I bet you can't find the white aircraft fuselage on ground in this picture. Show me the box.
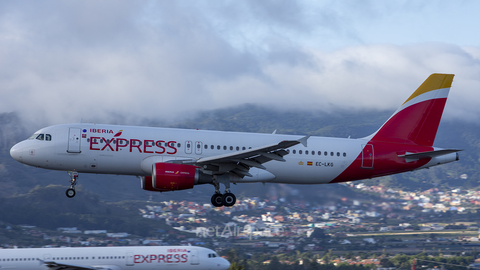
[10,74,460,207]
[0,246,230,270]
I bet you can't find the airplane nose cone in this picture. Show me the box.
[220,258,231,269]
[10,142,24,162]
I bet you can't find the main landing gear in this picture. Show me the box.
[66,171,78,198]
[210,177,236,207]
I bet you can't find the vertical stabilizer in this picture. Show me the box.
[369,73,454,146]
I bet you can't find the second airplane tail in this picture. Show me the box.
[368,73,454,147]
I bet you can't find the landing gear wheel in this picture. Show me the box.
[66,171,78,198]
[66,188,76,198]
[222,193,236,207]
[211,193,224,207]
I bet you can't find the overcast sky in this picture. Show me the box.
[1,0,480,128]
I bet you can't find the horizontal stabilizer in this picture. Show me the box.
[398,149,461,162]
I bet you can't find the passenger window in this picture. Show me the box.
[187,143,191,148]
[236,146,239,151]
[299,150,302,154]
[330,152,334,156]
[242,147,246,150]
[204,144,208,149]
[223,146,227,150]
[177,143,181,147]
[343,152,347,157]
[36,134,44,141]
[337,152,340,156]
[217,145,220,150]
[46,134,52,141]
[197,144,201,148]
[312,151,315,155]
[305,150,309,155]
[211,145,214,150]
[293,150,296,154]
[324,151,328,156]
[230,146,233,150]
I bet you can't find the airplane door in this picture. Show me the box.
[195,141,202,155]
[67,128,81,153]
[185,141,192,154]
[190,249,199,265]
[125,252,134,266]
[361,144,374,169]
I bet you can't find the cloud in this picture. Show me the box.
[0,1,479,129]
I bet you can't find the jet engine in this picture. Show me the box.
[140,163,212,192]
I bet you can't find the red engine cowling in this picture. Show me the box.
[153,163,196,191]
[140,163,211,192]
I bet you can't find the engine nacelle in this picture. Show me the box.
[140,163,211,192]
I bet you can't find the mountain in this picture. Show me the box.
[0,105,478,204]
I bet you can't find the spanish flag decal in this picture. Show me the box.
[307,161,313,166]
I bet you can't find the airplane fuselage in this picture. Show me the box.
[10,123,457,185]
[0,246,230,270]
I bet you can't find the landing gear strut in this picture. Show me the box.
[66,171,78,198]
[210,176,237,207]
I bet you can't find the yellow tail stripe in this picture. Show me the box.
[403,73,454,105]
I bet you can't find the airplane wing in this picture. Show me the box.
[42,261,98,270]
[173,135,310,177]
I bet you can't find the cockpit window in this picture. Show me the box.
[28,133,52,141]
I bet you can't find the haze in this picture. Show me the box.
[1,1,479,129]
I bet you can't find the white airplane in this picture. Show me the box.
[0,245,230,270]
[10,74,460,207]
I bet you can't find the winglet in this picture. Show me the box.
[297,135,310,147]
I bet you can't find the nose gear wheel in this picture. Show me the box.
[66,171,78,198]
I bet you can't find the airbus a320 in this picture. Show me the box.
[10,74,460,207]
[0,245,230,270]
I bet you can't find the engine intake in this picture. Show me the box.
[140,163,211,192]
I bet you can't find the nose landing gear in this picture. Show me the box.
[66,171,78,198]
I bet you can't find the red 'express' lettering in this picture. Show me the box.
[89,137,177,155]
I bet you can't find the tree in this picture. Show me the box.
[229,261,245,270]
[310,228,330,239]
